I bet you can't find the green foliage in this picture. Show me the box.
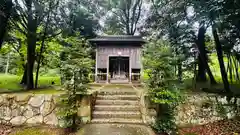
[57,36,93,129]
[152,105,176,134]
[143,40,181,105]
[143,40,181,133]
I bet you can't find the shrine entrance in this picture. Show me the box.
[109,56,129,82]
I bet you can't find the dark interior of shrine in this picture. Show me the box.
[109,56,129,80]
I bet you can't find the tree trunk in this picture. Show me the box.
[26,31,37,90]
[196,26,217,84]
[212,26,231,93]
[5,53,10,74]
[26,0,37,90]
[229,55,233,84]
[34,1,52,88]
[35,58,40,88]
[177,62,182,82]
[233,57,239,81]
[20,64,27,85]
[35,39,45,88]
[196,55,207,82]
[0,0,12,48]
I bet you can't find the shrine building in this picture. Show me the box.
[89,35,145,83]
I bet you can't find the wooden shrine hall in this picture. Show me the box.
[89,35,145,83]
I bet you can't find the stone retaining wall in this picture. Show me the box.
[141,92,240,127]
[140,94,157,125]
[0,94,59,126]
[0,93,95,126]
[77,92,97,123]
[176,93,240,127]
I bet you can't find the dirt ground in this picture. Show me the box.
[179,118,240,135]
[77,124,155,135]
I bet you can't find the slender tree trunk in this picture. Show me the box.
[229,55,233,84]
[5,53,10,74]
[233,57,240,81]
[35,38,46,88]
[20,63,27,84]
[0,0,12,48]
[35,55,40,88]
[196,26,217,84]
[35,4,51,88]
[177,62,182,82]
[212,26,231,93]
[196,55,207,82]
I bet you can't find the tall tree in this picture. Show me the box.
[12,0,65,89]
[0,0,12,49]
[104,0,143,35]
[146,0,218,84]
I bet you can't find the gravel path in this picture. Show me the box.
[77,124,155,135]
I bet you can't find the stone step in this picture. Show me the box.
[94,105,139,111]
[91,118,143,124]
[92,111,142,119]
[98,91,136,95]
[95,100,139,105]
[96,95,139,100]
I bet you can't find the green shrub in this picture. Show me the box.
[152,105,176,134]
[143,40,182,134]
[57,36,93,130]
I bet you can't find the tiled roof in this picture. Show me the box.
[89,35,145,42]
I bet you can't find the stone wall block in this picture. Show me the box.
[28,95,44,107]
[0,96,4,106]
[26,115,43,124]
[52,95,59,104]
[1,106,12,121]
[16,94,32,103]
[24,105,34,119]
[40,102,55,116]
[44,95,53,102]
[32,107,40,116]
[43,113,58,125]
[80,96,90,106]
[10,116,26,125]
[77,106,90,117]
[12,108,21,117]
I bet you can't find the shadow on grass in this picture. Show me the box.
[183,78,240,97]
[0,85,64,94]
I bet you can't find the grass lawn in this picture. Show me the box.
[0,73,104,94]
[0,73,61,93]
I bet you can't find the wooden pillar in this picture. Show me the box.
[95,48,98,83]
[140,50,143,82]
[129,56,132,83]
[106,56,109,83]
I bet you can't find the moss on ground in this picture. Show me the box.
[9,128,51,135]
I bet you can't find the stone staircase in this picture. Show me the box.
[91,90,143,124]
